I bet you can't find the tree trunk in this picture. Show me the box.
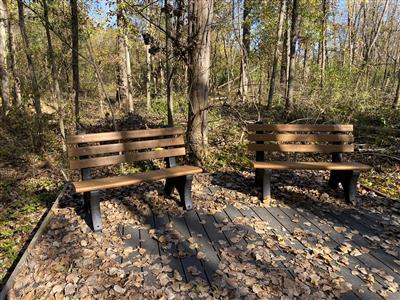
[145,1,152,110]
[43,0,66,150]
[165,0,173,125]
[320,0,327,88]
[17,0,41,114]
[285,0,299,112]
[394,68,400,109]
[187,0,213,165]
[70,0,79,128]
[116,0,133,112]
[239,0,250,101]
[5,0,21,107]
[0,0,9,116]
[267,0,286,109]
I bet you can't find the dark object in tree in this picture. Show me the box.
[70,0,80,128]
[247,123,371,205]
[187,0,213,165]
[17,0,41,114]
[66,127,202,232]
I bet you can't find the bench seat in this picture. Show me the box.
[253,161,371,171]
[73,165,202,193]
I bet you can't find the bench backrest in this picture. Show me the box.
[66,127,185,170]
[247,124,354,153]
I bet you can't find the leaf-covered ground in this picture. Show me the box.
[9,170,400,299]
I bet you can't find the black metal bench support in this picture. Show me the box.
[83,190,103,232]
[260,169,272,203]
[164,175,194,210]
[329,169,360,205]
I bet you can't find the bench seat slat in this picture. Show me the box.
[66,127,184,144]
[70,147,186,169]
[248,144,354,153]
[72,165,203,193]
[248,133,354,142]
[253,161,371,170]
[68,136,185,156]
[248,124,353,132]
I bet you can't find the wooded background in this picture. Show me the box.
[0,0,399,164]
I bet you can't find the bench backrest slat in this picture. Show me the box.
[248,133,354,143]
[247,124,354,153]
[66,127,184,144]
[247,124,353,132]
[68,136,184,157]
[66,127,186,170]
[70,147,186,169]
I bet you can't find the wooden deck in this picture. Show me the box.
[119,192,400,299]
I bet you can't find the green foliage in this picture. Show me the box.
[24,177,62,193]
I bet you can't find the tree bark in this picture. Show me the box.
[0,0,9,116]
[43,0,66,150]
[285,0,299,112]
[165,0,173,125]
[267,0,286,109]
[70,0,79,128]
[320,0,327,88]
[239,0,250,101]
[187,0,213,165]
[5,0,21,107]
[145,1,152,110]
[394,68,400,109]
[116,0,133,112]
[17,0,41,114]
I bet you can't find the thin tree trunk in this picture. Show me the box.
[0,0,9,116]
[394,68,400,109]
[5,0,21,107]
[302,39,308,80]
[285,0,299,112]
[116,0,133,112]
[267,0,286,109]
[43,0,66,151]
[187,0,213,165]
[17,0,41,114]
[239,0,250,101]
[145,1,152,110]
[320,0,327,88]
[70,0,79,128]
[165,0,173,125]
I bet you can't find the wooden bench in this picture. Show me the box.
[247,123,371,205]
[66,127,202,232]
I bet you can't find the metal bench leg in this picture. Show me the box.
[261,169,272,205]
[84,190,103,232]
[164,177,176,196]
[255,169,263,187]
[341,170,361,205]
[164,176,193,210]
[328,170,341,189]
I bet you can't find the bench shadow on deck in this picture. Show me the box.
[110,172,400,300]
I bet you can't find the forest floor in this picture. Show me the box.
[0,97,399,292]
[9,171,400,299]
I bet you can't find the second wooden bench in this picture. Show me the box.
[247,123,371,205]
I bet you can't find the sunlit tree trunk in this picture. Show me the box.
[0,0,9,116]
[267,0,286,109]
[285,0,299,112]
[17,0,41,114]
[320,0,327,88]
[394,68,400,109]
[43,0,66,150]
[187,0,213,165]
[70,0,79,128]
